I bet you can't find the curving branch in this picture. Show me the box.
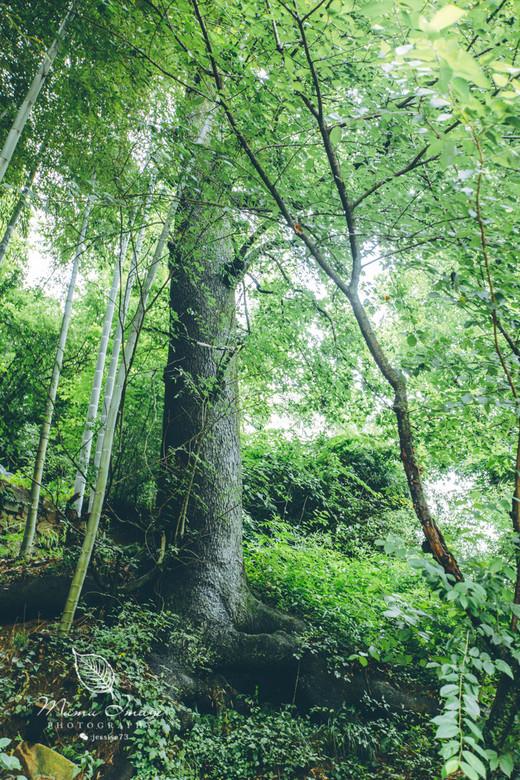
[190,0,463,584]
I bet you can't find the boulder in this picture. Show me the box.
[0,478,60,544]
[13,741,80,780]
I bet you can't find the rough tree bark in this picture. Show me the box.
[159,179,254,631]
[156,148,317,684]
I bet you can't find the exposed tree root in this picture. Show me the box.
[1,572,438,719]
[151,614,438,718]
[239,595,307,635]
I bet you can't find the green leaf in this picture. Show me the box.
[430,4,467,31]
[499,753,514,777]
[0,755,21,771]
[443,757,460,776]
[489,558,504,574]
[436,43,490,89]
[461,751,486,778]
[462,694,480,719]
[187,95,205,107]
[440,684,458,697]
[359,1,394,18]
[493,73,509,88]
[459,761,480,780]
[329,126,342,145]
[436,722,460,739]
[407,333,417,346]
[495,659,514,679]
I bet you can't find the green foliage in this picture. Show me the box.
[243,433,412,555]
[178,701,438,780]
[33,606,184,778]
[0,527,22,558]
[1,0,520,774]
[0,738,24,779]
[380,540,520,778]
[183,705,340,780]
[245,521,445,676]
[86,602,211,676]
[246,518,520,777]
[0,285,60,467]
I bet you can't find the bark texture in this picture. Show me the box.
[160,186,250,629]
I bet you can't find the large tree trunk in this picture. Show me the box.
[160,188,252,630]
[157,233,438,712]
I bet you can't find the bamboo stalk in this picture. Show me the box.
[0,1,77,185]
[87,176,155,512]
[60,114,213,634]
[20,182,94,556]
[0,157,39,268]
[72,212,136,516]
[59,198,176,634]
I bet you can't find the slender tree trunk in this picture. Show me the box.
[345,290,463,582]
[0,1,76,185]
[87,177,155,513]
[60,116,214,634]
[72,213,136,516]
[0,158,39,268]
[19,185,93,556]
[60,193,181,633]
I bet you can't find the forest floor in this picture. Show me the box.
[0,529,447,780]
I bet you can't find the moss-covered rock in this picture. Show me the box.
[14,741,80,780]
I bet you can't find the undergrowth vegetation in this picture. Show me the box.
[0,599,439,780]
[0,434,518,779]
[242,434,413,556]
[245,521,450,678]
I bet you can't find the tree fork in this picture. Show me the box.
[192,16,464,583]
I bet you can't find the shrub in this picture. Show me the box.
[242,433,414,555]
